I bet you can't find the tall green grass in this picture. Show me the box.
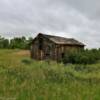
[0,49,100,100]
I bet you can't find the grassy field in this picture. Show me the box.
[0,49,100,100]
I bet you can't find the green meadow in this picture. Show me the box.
[0,49,100,100]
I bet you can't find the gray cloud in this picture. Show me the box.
[66,0,100,19]
[0,0,100,48]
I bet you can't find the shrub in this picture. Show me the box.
[62,49,100,64]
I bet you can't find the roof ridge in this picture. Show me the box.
[38,33,71,39]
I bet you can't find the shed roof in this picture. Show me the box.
[37,33,85,46]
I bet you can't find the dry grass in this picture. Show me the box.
[13,50,30,56]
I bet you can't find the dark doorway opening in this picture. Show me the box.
[39,38,43,50]
[61,52,65,58]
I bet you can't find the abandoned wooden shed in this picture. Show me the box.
[30,33,85,61]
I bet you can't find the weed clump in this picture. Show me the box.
[21,58,32,64]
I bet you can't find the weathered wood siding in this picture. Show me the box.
[31,34,57,60]
[31,34,84,61]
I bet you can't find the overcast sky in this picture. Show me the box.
[0,0,100,48]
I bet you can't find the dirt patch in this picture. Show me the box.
[14,50,30,56]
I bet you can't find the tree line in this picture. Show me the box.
[0,36,33,49]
